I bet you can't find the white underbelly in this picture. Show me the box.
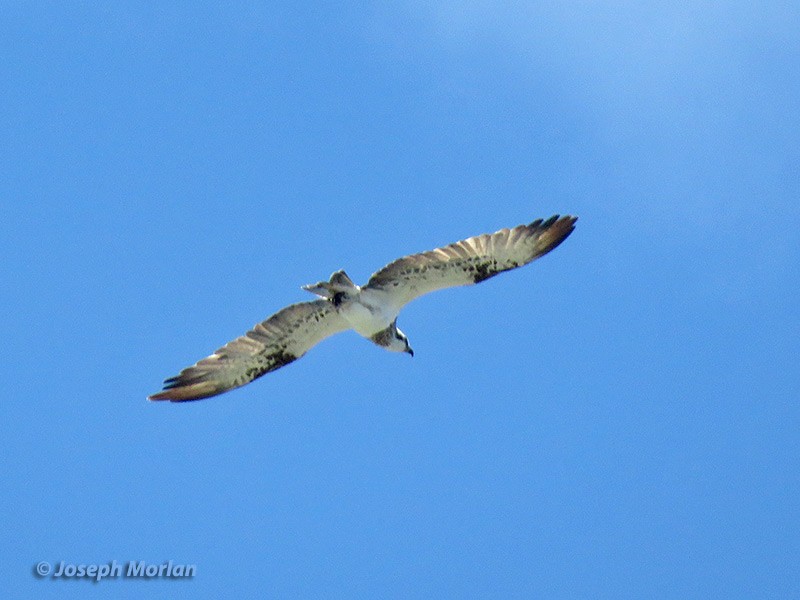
[340,293,396,337]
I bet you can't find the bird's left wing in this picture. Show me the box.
[149,300,349,402]
[363,214,576,311]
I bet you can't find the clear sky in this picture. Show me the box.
[3,2,798,598]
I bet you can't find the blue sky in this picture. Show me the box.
[2,2,798,598]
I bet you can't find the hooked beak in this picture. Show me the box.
[407,347,414,357]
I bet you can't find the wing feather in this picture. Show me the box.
[149,300,349,402]
[364,215,576,310]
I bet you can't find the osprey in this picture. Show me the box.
[150,214,576,402]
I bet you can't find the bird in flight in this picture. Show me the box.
[149,214,577,402]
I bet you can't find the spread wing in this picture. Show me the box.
[364,215,576,310]
[149,300,349,402]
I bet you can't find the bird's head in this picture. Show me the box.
[390,327,414,357]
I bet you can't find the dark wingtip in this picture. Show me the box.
[530,214,578,229]
[148,384,188,402]
[147,376,227,402]
[530,214,577,257]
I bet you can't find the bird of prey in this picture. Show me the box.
[149,214,577,402]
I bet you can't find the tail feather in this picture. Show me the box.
[301,282,334,299]
[302,270,358,299]
[329,270,356,289]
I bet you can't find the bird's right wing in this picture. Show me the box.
[363,215,576,311]
[149,300,349,402]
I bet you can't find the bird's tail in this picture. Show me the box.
[301,270,358,299]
